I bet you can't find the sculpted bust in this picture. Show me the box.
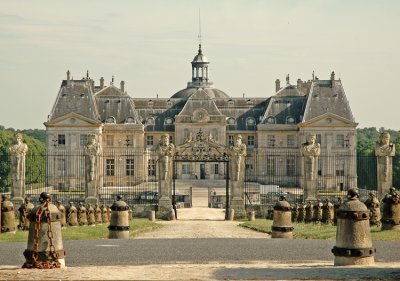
[301,134,320,181]
[228,135,247,181]
[375,132,395,157]
[9,133,28,181]
[157,134,175,181]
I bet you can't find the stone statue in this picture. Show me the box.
[375,132,396,182]
[157,134,175,182]
[9,133,28,181]
[185,132,193,143]
[301,134,320,180]
[381,187,400,230]
[364,192,381,227]
[228,135,247,181]
[84,135,101,182]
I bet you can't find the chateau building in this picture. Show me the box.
[45,44,357,191]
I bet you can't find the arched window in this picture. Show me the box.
[286,116,295,124]
[125,117,135,124]
[164,117,174,125]
[246,117,256,130]
[227,117,236,130]
[266,116,276,124]
[105,116,116,124]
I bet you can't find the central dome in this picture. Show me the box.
[171,87,229,99]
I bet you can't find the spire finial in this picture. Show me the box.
[198,8,202,45]
[286,74,290,85]
[86,70,89,79]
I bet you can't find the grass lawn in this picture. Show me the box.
[240,219,400,241]
[0,218,160,243]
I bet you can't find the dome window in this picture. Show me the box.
[164,117,174,125]
[125,117,135,124]
[146,117,155,125]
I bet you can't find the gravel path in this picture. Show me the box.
[135,207,269,239]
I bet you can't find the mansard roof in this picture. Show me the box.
[95,85,140,124]
[261,96,307,125]
[302,80,355,123]
[48,80,100,123]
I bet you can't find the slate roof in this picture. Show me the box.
[302,80,355,122]
[94,85,140,124]
[48,80,100,122]
[171,87,229,99]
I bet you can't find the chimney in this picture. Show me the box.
[297,78,302,88]
[275,79,280,92]
[120,81,125,93]
[100,77,104,88]
[331,71,335,88]
[66,70,71,87]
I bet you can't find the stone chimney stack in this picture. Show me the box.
[331,71,335,88]
[100,77,104,88]
[297,79,302,88]
[275,79,281,92]
[120,81,125,93]
[67,70,71,87]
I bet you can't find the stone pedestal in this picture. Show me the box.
[304,180,317,202]
[11,179,25,208]
[230,181,245,219]
[157,197,173,219]
[377,156,392,199]
[85,181,98,205]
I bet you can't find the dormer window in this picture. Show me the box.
[227,117,236,131]
[266,116,276,124]
[148,100,154,107]
[286,116,295,124]
[228,100,234,107]
[227,117,236,125]
[146,117,155,125]
[165,118,174,125]
[247,117,255,125]
[105,116,116,124]
[125,117,135,124]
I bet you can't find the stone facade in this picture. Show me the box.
[44,44,357,192]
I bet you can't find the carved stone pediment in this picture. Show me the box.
[174,129,228,162]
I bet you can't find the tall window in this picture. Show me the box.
[228,135,234,146]
[267,135,275,147]
[286,157,295,176]
[58,134,66,146]
[336,134,345,148]
[336,158,345,176]
[214,164,219,174]
[106,135,114,146]
[126,159,134,176]
[57,158,66,175]
[247,136,255,147]
[169,135,174,144]
[316,134,322,146]
[182,164,190,174]
[106,159,115,176]
[287,135,295,147]
[148,159,155,176]
[79,134,88,147]
[146,135,154,146]
[267,157,275,175]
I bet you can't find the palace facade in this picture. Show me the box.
[44,44,358,191]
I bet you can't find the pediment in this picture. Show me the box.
[178,89,223,117]
[299,112,358,128]
[44,112,101,127]
[95,85,127,97]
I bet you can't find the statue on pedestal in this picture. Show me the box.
[157,134,175,182]
[301,134,320,180]
[9,133,28,201]
[84,135,101,182]
[375,132,396,181]
[228,135,247,182]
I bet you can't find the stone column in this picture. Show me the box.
[301,134,321,201]
[375,132,395,199]
[228,135,247,219]
[9,133,28,206]
[156,134,175,219]
[84,135,101,205]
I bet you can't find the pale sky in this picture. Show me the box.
[0,0,399,130]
